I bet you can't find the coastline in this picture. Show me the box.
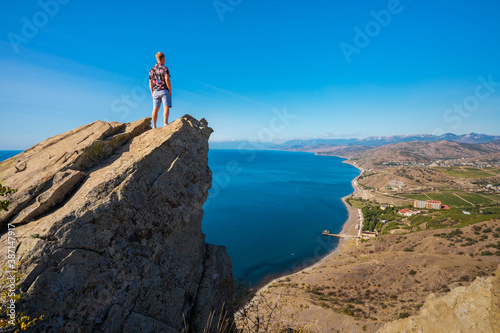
[258,158,363,292]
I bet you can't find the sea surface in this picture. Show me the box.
[202,149,359,287]
[0,151,23,162]
[0,149,360,287]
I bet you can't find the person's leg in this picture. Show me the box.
[152,107,160,128]
[163,90,172,126]
[152,90,161,128]
[161,90,172,126]
[163,106,170,126]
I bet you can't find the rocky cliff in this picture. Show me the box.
[0,115,233,332]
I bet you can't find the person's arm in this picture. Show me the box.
[165,75,172,95]
[149,79,154,95]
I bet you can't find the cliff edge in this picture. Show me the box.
[0,115,233,332]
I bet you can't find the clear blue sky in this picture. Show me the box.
[1,0,499,149]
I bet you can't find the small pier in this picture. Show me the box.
[322,230,358,239]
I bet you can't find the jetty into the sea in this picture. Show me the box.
[322,230,358,239]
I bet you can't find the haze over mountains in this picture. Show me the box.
[210,133,500,150]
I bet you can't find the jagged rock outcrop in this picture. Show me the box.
[377,265,500,333]
[0,115,233,332]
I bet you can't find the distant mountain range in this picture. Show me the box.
[209,133,500,150]
[280,133,500,148]
[209,140,275,150]
[210,133,500,170]
[315,140,500,169]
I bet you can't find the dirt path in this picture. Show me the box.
[460,166,497,177]
[483,169,499,177]
[477,193,499,203]
[453,192,474,206]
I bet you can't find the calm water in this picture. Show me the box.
[0,151,23,162]
[202,149,359,287]
[0,149,359,287]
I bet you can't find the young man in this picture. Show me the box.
[149,52,172,128]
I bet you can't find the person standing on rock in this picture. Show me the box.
[149,52,172,128]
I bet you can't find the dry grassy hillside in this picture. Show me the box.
[314,140,500,170]
[357,167,455,190]
[262,220,500,332]
[354,165,500,198]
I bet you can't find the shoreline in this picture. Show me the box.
[258,158,363,293]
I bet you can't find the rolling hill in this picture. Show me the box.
[315,140,500,169]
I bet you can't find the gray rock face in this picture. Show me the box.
[0,115,233,332]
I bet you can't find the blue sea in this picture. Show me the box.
[202,149,359,287]
[0,149,359,287]
[0,151,23,162]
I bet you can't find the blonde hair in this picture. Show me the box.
[156,52,165,62]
